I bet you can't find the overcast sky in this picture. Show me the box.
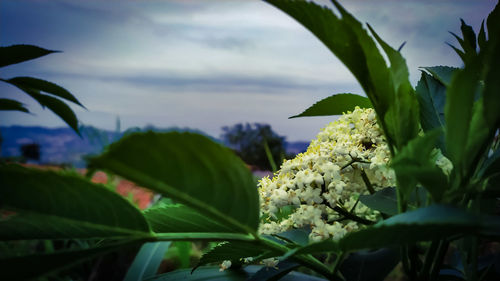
[0,0,496,141]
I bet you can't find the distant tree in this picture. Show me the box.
[221,123,288,171]
[20,143,40,162]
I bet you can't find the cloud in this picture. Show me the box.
[1,0,496,141]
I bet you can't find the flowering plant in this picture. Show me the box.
[1,1,500,281]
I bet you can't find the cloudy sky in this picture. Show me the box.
[0,0,496,141]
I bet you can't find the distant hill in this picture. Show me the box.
[0,126,309,168]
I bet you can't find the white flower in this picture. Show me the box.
[219,260,232,272]
[258,107,394,242]
[261,258,279,269]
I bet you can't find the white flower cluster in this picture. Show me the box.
[258,107,395,242]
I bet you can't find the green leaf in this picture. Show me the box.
[481,149,500,179]
[273,227,311,246]
[265,0,393,117]
[88,132,260,234]
[124,242,171,281]
[478,21,487,51]
[421,66,459,86]
[359,187,399,216]
[0,44,58,67]
[359,187,426,216]
[293,205,500,255]
[6,77,84,108]
[486,2,500,44]
[415,71,447,152]
[482,32,500,128]
[391,130,448,201]
[0,165,151,240]
[196,241,279,270]
[145,266,328,281]
[144,204,235,234]
[247,260,300,281]
[290,93,372,119]
[0,239,143,281]
[367,23,419,149]
[7,85,80,135]
[444,59,481,174]
[459,19,477,53]
[0,98,29,113]
[339,248,400,281]
[175,241,192,268]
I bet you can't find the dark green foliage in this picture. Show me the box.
[124,242,171,281]
[221,123,287,171]
[290,93,372,118]
[247,260,300,281]
[6,76,85,107]
[391,131,448,201]
[0,239,143,281]
[0,98,29,112]
[89,132,260,234]
[291,205,500,255]
[0,165,151,240]
[359,187,399,216]
[196,241,279,269]
[339,248,400,281]
[0,44,84,135]
[266,0,419,152]
[144,204,235,233]
[415,71,447,152]
[421,66,458,86]
[273,227,310,246]
[145,266,328,281]
[0,44,58,67]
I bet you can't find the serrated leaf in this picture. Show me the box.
[0,239,143,281]
[421,66,459,86]
[196,241,279,269]
[290,93,372,119]
[293,205,500,255]
[144,204,235,233]
[124,242,171,281]
[0,98,29,113]
[88,132,260,234]
[415,71,446,152]
[0,165,151,240]
[145,266,328,281]
[339,248,400,281]
[0,44,58,67]
[7,76,84,107]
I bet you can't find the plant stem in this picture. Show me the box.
[257,237,341,281]
[331,252,345,276]
[332,205,375,225]
[420,240,439,281]
[430,240,449,281]
[360,169,376,194]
